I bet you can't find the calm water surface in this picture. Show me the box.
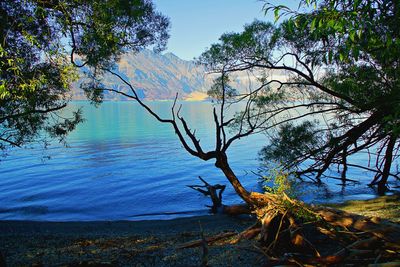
[0,101,395,221]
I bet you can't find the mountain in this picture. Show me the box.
[71,49,284,101]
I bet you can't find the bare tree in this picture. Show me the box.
[93,66,275,207]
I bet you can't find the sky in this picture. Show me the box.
[153,0,295,61]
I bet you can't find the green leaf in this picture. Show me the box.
[349,31,356,42]
[339,52,345,61]
[310,18,317,32]
[357,29,363,38]
[0,82,9,99]
[318,18,324,28]
[287,19,294,33]
[294,18,300,28]
[274,8,279,22]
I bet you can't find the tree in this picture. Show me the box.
[2,1,400,262]
[0,0,169,151]
[198,0,400,194]
[102,66,400,265]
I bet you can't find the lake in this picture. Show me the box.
[0,101,393,221]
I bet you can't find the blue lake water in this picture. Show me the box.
[0,101,396,221]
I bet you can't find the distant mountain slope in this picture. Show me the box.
[71,49,284,101]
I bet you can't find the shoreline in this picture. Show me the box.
[0,214,259,266]
[1,195,399,266]
[0,214,254,236]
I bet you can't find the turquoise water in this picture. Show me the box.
[0,101,392,221]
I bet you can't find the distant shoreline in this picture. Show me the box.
[69,99,211,102]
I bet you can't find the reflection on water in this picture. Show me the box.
[0,101,397,221]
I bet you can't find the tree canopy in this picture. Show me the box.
[199,0,400,193]
[0,0,169,151]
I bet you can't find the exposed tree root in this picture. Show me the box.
[313,206,400,243]
[251,192,400,265]
[236,222,262,242]
[184,186,400,266]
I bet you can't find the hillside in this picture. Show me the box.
[71,50,266,101]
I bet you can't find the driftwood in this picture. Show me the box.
[188,176,226,213]
[188,176,252,215]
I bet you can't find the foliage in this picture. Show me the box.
[260,121,320,169]
[200,0,400,193]
[0,0,169,151]
[260,166,298,198]
[207,75,238,102]
[268,0,400,65]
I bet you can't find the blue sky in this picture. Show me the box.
[153,0,295,60]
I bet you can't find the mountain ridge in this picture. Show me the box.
[71,49,279,101]
[71,50,217,101]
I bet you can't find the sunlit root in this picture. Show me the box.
[249,193,400,265]
[188,178,399,265]
[237,222,261,241]
[313,206,400,244]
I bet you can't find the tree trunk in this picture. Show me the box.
[215,152,256,206]
[378,134,396,195]
[341,147,348,184]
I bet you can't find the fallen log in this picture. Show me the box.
[188,176,226,213]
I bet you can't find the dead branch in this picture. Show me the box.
[177,232,237,249]
[187,176,226,213]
